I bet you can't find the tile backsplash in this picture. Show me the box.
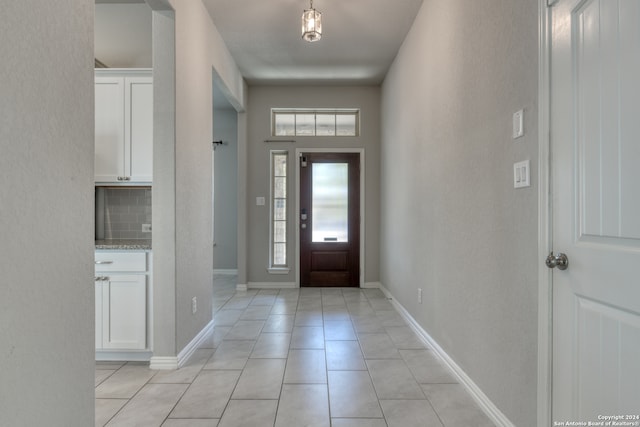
[95,187,152,240]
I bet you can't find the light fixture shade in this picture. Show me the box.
[302,2,322,42]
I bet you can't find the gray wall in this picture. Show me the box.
[213,108,238,271]
[380,0,539,424]
[169,0,247,352]
[95,2,152,68]
[247,86,381,285]
[0,1,94,425]
[151,4,177,359]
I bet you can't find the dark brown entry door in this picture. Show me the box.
[300,152,360,287]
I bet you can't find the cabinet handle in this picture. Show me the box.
[95,261,113,265]
[95,276,109,281]
[125,176,131,181]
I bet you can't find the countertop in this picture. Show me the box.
[95,239,152,250]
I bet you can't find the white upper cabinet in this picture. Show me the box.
[95,69,152,184]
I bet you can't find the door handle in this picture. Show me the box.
[545,252,569,270]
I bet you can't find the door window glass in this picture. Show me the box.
[312,163,348,242]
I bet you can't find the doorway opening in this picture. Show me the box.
[212,76,239,311]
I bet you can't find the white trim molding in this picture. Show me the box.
[236,283,248,291]
[149,356,178,370]
[150,319,215,370]
[248,282,296,289]
[537,0,553,426]
[362,282,381,289]
[267,267,291,275]
[379,284,515,427]
[177,319,215,368]
[214,269,238,275]
[96,350,152,362]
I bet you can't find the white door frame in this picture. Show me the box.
[537,0,553,425]
[295,148,366,288]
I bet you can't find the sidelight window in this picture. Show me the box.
[270,151,288,269]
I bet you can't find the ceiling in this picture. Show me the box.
[201,0,424,85]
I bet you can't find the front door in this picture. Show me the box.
[550,0,640,421]
[299,152,360,287]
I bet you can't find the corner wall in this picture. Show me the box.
[380,0,539,424]
[0,1,95,425]
[169,0,246,352]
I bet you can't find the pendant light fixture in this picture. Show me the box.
[302,0,322,42]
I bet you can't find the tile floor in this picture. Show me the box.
[95,277,495,426]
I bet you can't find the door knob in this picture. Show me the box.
[545,252,569,270]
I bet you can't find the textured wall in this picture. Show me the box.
[151,6,177,358]
[213,109,238,270]
[380,0,539,424]
[246,86,381,285]
[171,0,246,351]
[0,1,94,425]
[95,3,152,68]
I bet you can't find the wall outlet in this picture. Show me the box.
[142,224,152,233]
[418,288,423,304]
[192,297,197,314]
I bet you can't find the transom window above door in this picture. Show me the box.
[271,109,359,137]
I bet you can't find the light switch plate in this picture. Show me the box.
[256,196,266,206]
[513,109,524,139]
[514,160,530,188]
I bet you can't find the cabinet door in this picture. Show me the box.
[95,77,125,182]
[102,275,146,350]
[126,77,153,183]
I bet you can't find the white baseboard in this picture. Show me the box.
[362,281,382,289]
[214,269,238,275]
[149,319,215,370]
[379,284,515,427]
[149,356,178,370]
[248,282,296,289]
[236,283,248,291]
[177,319,215,368]
[96,350,152,362]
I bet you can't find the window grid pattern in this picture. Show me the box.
[272,109,359,137]
[271,151,288,267]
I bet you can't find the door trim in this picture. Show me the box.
[537,0,552,425]
[295,148,365,288]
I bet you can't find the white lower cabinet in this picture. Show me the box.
[95,251,150,356]
[95,275,146,350]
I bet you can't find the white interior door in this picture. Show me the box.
[551,0,640,422]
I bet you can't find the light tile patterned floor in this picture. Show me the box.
[95,278,495,427]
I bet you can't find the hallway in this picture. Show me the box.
[95,285,494,426]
